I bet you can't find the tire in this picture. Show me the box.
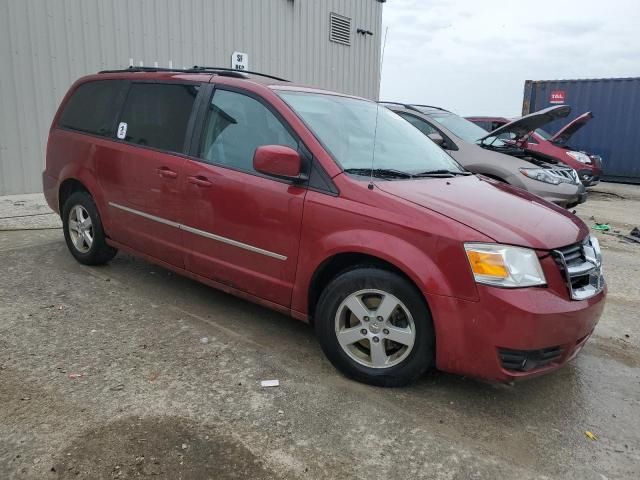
[62,191,117,265]
[315,267,434,387]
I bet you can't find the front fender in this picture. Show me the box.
[291,228,479,316]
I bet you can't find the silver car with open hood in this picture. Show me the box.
[382,103,586,208]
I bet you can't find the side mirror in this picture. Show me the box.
[253,145,303,180]
[427,132,445,147]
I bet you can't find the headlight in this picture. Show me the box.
[464,243,546,287]
[566,151,592,164]
[519,167,577,185]
[519,168,560,185]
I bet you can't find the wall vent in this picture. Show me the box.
[329,12,351,46]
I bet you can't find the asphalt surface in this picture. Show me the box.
[1,185,639,479]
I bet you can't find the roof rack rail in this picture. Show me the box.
[377,101,422,113]
[98,65,289,82]
[410,104,450,112]
[190,66,289,82]
[99,66,175,74]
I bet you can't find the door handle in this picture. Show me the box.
[187,175,212,188]
[157,167,178,179]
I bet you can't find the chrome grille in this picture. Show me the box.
[549,168,579,184]
[559,243,584,265]
[553,236,604,300]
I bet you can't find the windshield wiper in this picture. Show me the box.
[414,169,472,177]
[344,168,414,179]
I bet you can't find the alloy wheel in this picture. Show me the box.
[334,289,416,369]
[68,205,93,254]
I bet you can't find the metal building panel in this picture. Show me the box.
[0,0,382,194]
[523,78,640,183]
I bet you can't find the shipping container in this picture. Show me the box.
[522,77,640,184]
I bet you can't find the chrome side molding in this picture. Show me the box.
[108,202,287,261]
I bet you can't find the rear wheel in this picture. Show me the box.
[62,191,117,265]
[315,267,434,387]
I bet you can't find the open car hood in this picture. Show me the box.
[549,111,594,145]
[478,105,571,142]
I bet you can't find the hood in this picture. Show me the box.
[549,111,593,145]
[376,175,587,250]
[479,105,571,142]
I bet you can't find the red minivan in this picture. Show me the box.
[43,68,606,386]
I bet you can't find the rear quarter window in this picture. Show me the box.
[58,80,125,136]
[118,83,199,153]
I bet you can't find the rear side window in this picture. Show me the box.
[118,83,199,153]
[58,80,124,136]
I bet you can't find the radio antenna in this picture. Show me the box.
[369,26,389,190]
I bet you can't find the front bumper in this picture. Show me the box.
[427,281,606,383]
[516,176,586,208]
[577,168,601,187]
[575,190,588,205]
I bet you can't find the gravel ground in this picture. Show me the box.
[1,184,639,479]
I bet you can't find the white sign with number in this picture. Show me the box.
[231,51,249,71]
[117,122,127,140]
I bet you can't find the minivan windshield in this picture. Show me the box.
[430,112,506,146]
[277,91,463,176]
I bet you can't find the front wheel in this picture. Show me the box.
[315,268,434,387]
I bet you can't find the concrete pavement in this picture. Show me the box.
[1,184,639,479]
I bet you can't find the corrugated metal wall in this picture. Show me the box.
[523,78,640,184]
[0,0,383,195]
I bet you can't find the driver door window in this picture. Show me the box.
[397,112,456,150]
[200,89,297,172]
[397,112,438,136]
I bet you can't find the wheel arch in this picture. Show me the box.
[293,226,479,322]
[58,178,91,214]
[56,165,111,229]
[307,252,423,323]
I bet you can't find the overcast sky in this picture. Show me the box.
[380,0,640,117]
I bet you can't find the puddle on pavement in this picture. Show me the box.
[52,416,279,479]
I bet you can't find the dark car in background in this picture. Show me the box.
[382,103,586,208]
[468,111,603,186]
